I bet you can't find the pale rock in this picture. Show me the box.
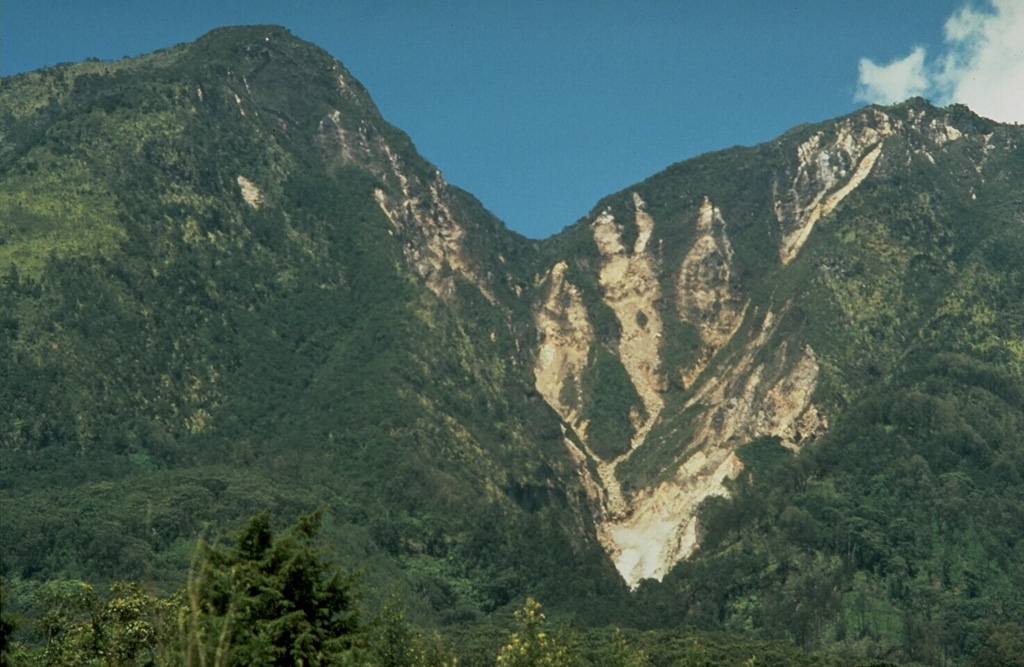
[677,198,746,387]
[237,175,263,208]
[534,261,593,430]
[774,109,906,265]
[593,195,666,450]
[597,306,827,588]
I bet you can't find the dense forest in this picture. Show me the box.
[2,26,1023,666]
[6,511,975,666]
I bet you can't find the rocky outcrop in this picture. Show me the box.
[317,104,495,302]
[593,194,666,448]
[774,105,968,265]
[602,451,744,585]
[599,307,827,588]
[534,261,593,430]
[686,321,826,460]
[530,106,984,587]
[531,192,829,588]
[236,175,264,208]
[775,110,895,265]
[677,198,746,387]
[529,179,834,587]
[372,150,495,303]
[532,194,668,520]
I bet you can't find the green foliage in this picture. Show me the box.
[0,25,622,623]
[580,347,643,460]
[4,579,177,667]
[495,599,578,667]
[0,155,124,278]
[971,622,1024,667]
[192,511,360,667]
[4,570,864,667]
[3,27,1024,667]
[627,346,1024,663]
[584,629,648,667]
[364,597,457,667]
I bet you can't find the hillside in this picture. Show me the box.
[2,25,1023,665]
[0,25,626,623]
[530,98,1024,662]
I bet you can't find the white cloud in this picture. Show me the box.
[855,47,930,105]
[937,0,1024,123]
[855,0,1024,123]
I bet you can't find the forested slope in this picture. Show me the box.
[0,26,624,623]
[2,25,1024,666]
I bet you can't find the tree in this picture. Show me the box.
[591,629,648,667]
[1,580,26,667]
[365,597,414,667]
[364,596,456,667]
[192,510,361,667]
[972,622,1024,667]
[22,579,176,667]
[495,598,578,667]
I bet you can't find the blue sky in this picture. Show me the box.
[3,1,1020,239]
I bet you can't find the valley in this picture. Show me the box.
[2,26,1023,666]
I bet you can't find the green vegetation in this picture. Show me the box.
[628,349,1024,664]
[189,511,361,666]
[0,26,622,626]
[2,26,1024,667]
[580,347,643,460]
[1,512,906,666]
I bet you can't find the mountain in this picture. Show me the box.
[533,100,1022,587]
[2,26,1023,663]
[0,25,625,621]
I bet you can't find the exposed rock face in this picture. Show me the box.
[531,194,668,519]
[602,451,744,584]
[236,175,264,208]
[534,261,594,430]
[775,110,894,265]
[593,194,666,448]
[317,100,494,302]
[686,316,827,461]
[598,307,827,588]
[533,192,830,588]
[773,105,968,265]
[677,198,746,387]
[371,155,493,302]
[528,103,982,588]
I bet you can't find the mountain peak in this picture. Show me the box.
[182,24,345,82]
[864,96,999,139]
[3,30,1024,661]
[195,24,295,42]
[187,24,310,61]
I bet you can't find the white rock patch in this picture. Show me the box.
[603,451,744,586]
[600,306,827,589]
[779,143,883,265]
[593,195,665,450]
[677,198,746,387]
[777,110,897,265]
[237,175,263,209]
[534,261,594,430]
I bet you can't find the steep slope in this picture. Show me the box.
[0,26,624,620]
[525,99,1022,589]
[3,27,1024,663]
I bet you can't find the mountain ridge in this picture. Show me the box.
[3,26,1023,662]
[523,93,1019,585]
